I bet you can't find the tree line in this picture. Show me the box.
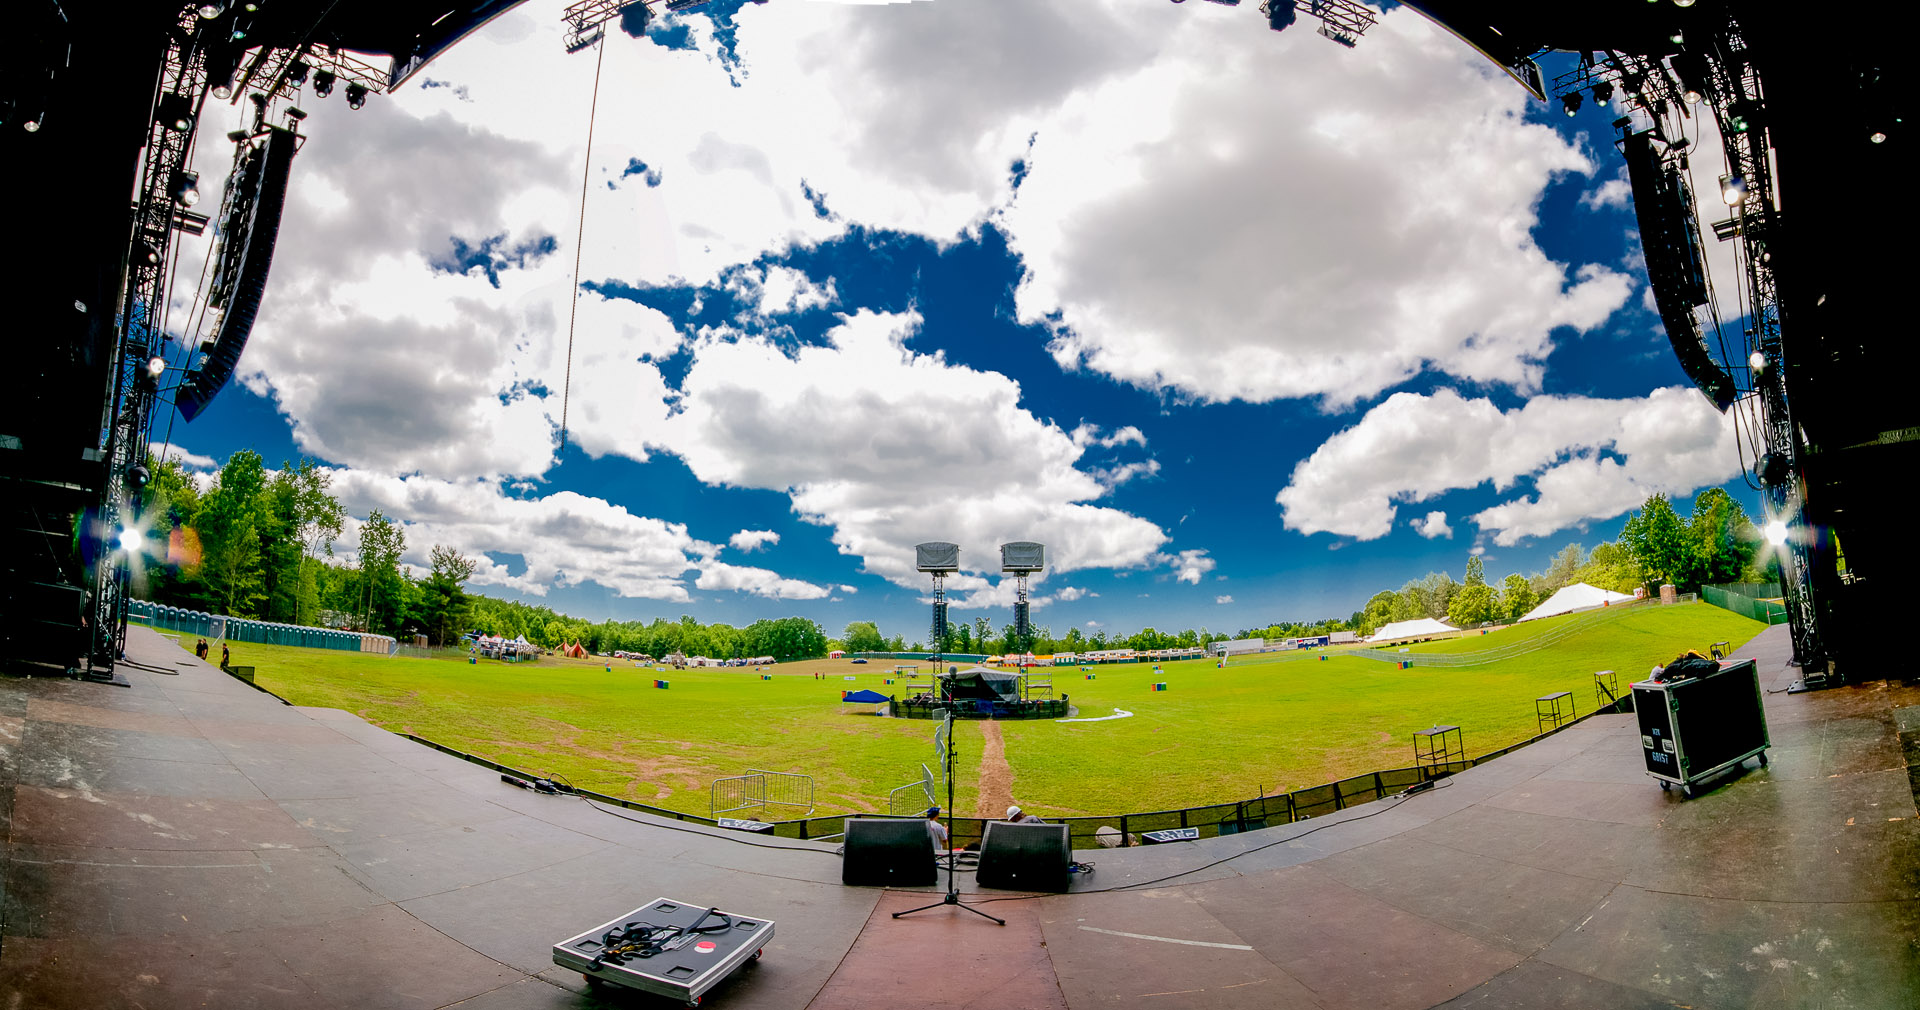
[137,450,1770,657]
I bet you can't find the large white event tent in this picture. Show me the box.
[1518,582,1635,622]
[1369,618,1458,641]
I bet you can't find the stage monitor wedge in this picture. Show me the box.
[176,126,297,422]
[841,818,936,887]
[976,821,1071,892]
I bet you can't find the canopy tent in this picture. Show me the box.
[937,667,1022,703]
[1519,582,1635,622]
[1370,618,1458,641]
[841,689,889,703]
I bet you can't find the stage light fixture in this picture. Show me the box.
[117,527,142,553]
[147,356,166,379]
[23,119,41,132]
[136,240,161,265]
[1265,0,1296,32]
[1749,350,1766,371]
[1673,0,1696,6]
[313,70,335,97]
[1592,81,1614,105]
[1871,130,1887,144]
[1765,520,1789,546]
[170,169,200,206]
[346,84,368,110]
[199,3,225,18]
[129,463,151,487]
[212,84,233,101]
[288,60,309,86]
[158,94,194,132]
[1719,174,1747,205]
[1561,92,1582,117]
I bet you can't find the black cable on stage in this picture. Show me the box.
[580,796,844,856]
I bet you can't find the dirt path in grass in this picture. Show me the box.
[974,719,1014,818]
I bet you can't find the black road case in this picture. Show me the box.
[1631,658,1769,797]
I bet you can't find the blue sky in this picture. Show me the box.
[160,0,1759,641]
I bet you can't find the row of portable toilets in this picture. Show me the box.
[129,600,395,654]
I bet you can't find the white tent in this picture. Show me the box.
[1369,618,1458,641]
[1518,582,1635,622]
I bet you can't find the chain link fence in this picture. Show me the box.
[1700,583,1788,624]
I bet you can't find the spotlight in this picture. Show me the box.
[345,83,368,110]
[1592,80,1615,105]
[23,119,41,132]
[1748,350,1766,371]
[1758,452,1791,487]
[1561,92,1583,117]
[1674,0,1696,6]
[313,69,335,97]
[135,240,161,266]
[170,169,200,206]
[212,84,233,101]
[1719,173,1748,205]
[287,60,309,86]
[157,93,195,132]
[198,2,225,18]
[1870,130,1888,144]
[147,356,167,378]
[1764,520,1789,546]
[129,463,152,488]
[1266,0,1297,32]
[1683,87,1702,104]
[118,527,143,553]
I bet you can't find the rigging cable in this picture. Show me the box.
[558,28,609,455]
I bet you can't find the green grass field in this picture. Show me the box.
[163,602,1763,820]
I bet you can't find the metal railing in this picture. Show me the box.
[710,769,815,821]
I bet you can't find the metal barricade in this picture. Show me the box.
[710,769,814,820]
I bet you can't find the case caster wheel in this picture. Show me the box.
[1681,784,1695,798]
[751,948,764,961]
[686,999,702,1008]
[1659,781,1670,792]
[1758,752,1768,767]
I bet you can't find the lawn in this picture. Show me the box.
[169,602,1764,821]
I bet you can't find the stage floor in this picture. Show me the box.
[2,624,1915,1009]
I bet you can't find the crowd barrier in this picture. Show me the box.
[130,600,396,655]
[402,699,1615,850]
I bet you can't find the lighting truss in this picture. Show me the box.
[1552,28,1824,670]
[91,7,209,673]
[1254,0,1378,46]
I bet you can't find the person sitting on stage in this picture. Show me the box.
[924,806,949,849]
[1005,804,1044,824]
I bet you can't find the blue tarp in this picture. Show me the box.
[842,689,889,703]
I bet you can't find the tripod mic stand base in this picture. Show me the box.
[891,889,1005,925]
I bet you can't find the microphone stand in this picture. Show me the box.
[892,705,1003,925]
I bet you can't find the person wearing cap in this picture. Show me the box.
[924,806,949,849]
[1005,804,1044,824]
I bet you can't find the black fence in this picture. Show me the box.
[894,696,1069,720]
[402,698,1618,850]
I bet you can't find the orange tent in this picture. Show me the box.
[560,641,587,659]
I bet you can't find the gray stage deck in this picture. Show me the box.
[2,624,1915,1008]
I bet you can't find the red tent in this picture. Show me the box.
[560,641,587,659]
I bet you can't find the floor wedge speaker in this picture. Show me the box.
[841,818,936,886]
[976,821,1071,892]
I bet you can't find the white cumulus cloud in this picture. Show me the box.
[729,529,781,552]
[1411,510,1453,539]
[1276,386,1740,546]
